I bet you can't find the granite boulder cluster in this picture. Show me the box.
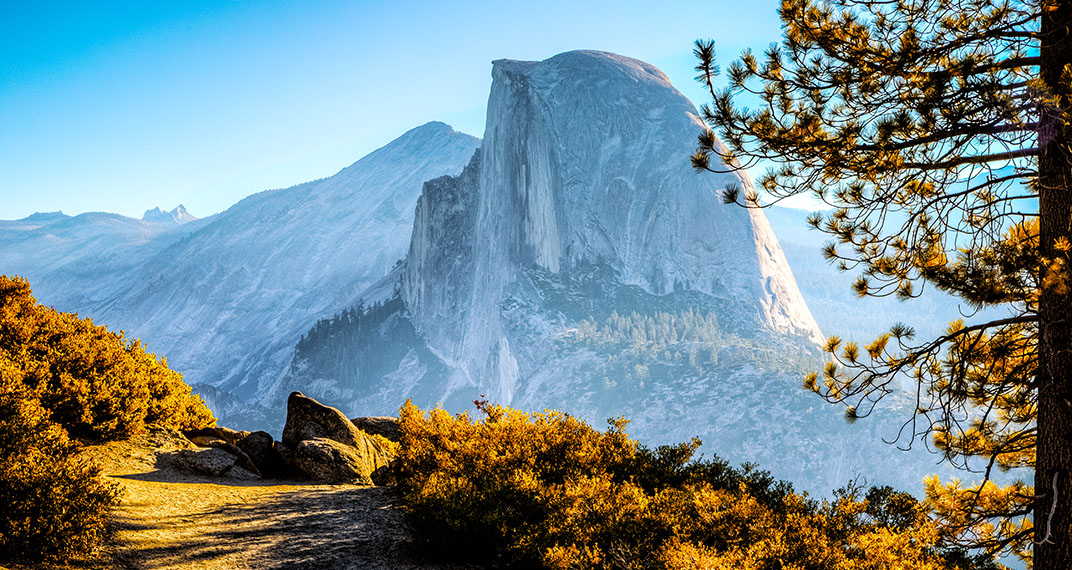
[167,391,397,485]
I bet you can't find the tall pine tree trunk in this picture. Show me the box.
[1035,1,1072,568]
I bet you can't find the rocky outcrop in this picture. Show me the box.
[292,438,376,485]
[283,391,370,448]
[150,396,398,485]
[279,392,395,485]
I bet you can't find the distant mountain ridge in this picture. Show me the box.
[0,122,480,423]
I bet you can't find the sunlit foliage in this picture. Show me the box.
[0,275,214,439]
[396,401,970,569]
[0,275,215,562]
[692,0,1072,566]
[0,356,120,560]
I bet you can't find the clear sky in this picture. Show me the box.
[0,0,785,220]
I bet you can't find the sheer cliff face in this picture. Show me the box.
[283,53,950,497]
[402,51,821,400]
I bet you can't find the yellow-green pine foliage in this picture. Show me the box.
[396,401,960,570]
[691,0,1059,562]
[0,275,214,439]
[0,355,120,561]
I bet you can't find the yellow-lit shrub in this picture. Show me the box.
[397,401,972,569]
[0,275,214,439]
[396,400,636,566]
[0,276,215,563]
[0,357,120,561]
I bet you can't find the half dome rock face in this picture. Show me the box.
[479,52,816,324]
[278,52,939,496]
[398,51,822,400]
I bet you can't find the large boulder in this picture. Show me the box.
[350,416,401,443]
[292,438,376,485]
[236,430,289,479]
[282,391,368,448]
[279,392,395,484]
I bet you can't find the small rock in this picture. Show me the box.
[202,440,262,477]
[237,431,289,479]
[171,447,257,479]
[350,416,401,443]
[184,426,249,446]
[190,435,227,447]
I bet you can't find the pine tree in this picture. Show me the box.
[691,1,1071,567]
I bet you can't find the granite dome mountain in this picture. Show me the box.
[1,51,948,494]
[278,51,945,493]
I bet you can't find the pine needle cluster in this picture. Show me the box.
[692,0,1072,565]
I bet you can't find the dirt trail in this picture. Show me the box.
[18,430,471,570]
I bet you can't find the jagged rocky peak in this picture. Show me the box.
[142,204,198,224]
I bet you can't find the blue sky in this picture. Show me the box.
[0,1,784,220]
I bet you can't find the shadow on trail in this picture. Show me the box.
[115,469,300,487]
[111,486,465,570]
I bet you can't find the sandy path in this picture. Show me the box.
[24,430,475,570]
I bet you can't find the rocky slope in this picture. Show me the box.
[0,123,480,418]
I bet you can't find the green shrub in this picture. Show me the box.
[396,400,965,569]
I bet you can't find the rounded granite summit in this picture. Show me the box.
[492,49,674,88]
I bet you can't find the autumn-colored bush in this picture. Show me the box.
[0,275,215,562]
[0,275,214,439]
[396,401,978,569]
[0,356,120,560]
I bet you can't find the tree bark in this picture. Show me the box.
[1034,1,1072,568]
